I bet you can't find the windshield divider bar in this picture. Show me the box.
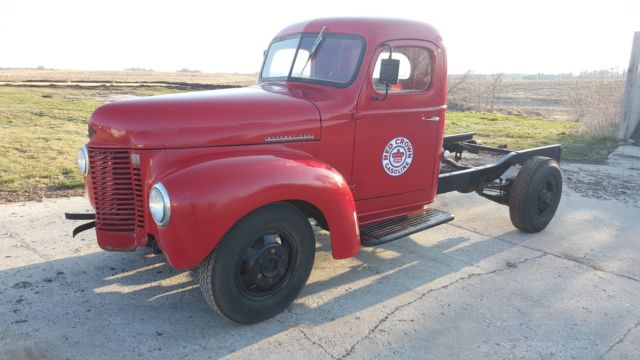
[287,36,304,79]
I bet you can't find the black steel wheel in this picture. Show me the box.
[509,156,562,233]
[198,203,315,324]
[235,229,296,299]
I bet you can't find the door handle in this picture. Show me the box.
[421,115,440,121]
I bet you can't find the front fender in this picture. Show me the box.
[154,154,360,269]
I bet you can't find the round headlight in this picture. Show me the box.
[77,145,89,176]
[149,183,171,226]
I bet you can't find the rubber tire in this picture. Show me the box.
[198,203,315,324]
[509,156,562,233]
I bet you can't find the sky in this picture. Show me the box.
[1,0,638,75]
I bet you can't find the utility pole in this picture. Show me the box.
[617,32,640,141]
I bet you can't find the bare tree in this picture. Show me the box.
[447,70,473,95]
[488,73,504,112]
[447,72,504,113]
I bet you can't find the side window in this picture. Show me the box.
[373,47,432,93]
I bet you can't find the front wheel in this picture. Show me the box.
[509,156,562,233]
[198,203,315,324]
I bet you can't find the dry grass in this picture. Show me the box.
[567,75,624,137]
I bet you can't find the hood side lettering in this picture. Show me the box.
[265,134,315,143]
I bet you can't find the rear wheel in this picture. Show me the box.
[198,203,315,324]
[509,156,562,233]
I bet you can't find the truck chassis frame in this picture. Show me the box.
[437,132,561,205]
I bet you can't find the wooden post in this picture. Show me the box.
[617,32,640,140]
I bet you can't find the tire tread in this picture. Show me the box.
[198,249,224,317]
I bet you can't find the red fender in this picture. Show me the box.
[154,154,360,269]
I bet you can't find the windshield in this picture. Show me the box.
[260,33,365,87]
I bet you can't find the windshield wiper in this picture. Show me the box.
[309,26,327,56]
[298,26,326,76]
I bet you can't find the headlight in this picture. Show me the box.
[77,145,89,176]
[149,183,171,226]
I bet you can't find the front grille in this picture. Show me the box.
[132,167,145,228]
[89,148,144,232]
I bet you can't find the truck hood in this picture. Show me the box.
[89,85,321,149]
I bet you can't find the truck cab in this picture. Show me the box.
[70,18,562,323]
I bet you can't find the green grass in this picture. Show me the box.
[0,86,180,192]
[445,112,619,162]
[0,86,619,194]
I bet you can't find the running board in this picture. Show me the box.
[360,209,454,247]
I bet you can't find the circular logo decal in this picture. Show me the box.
[382,137,414,176]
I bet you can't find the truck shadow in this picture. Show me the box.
[2,224,518,358]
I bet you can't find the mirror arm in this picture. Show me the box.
[382,43,394,58]
[371,85,389,101]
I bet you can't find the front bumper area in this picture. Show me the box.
[65,211,143,251]
[64,212,96,237]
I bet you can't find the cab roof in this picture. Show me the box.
[275,17,443,46]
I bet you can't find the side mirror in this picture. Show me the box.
[379,58,400,85]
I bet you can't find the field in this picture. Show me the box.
[0,70,620,201]
[447,74,625,118]
[0,69,257,86]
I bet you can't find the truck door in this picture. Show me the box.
[351,40,445,200]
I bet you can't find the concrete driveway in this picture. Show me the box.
[1,172,639,359]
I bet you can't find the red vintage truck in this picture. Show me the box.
[67,18,562,324]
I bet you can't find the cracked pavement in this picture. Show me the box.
[2,172,640,359]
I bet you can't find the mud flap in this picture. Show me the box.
[65,213,97,237]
